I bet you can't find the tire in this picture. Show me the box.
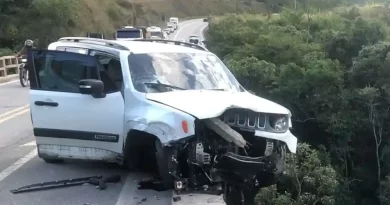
[224,185,257,205]
[19,66,28,87]
[43,158,64,164]
[125,146,140,171]
[155,139,174,190]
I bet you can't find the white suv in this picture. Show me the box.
[27,37,297,204]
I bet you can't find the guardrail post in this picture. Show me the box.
[0,56,19,78]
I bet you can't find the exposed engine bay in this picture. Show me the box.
[165,108,288,205]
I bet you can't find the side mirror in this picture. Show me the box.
[79,79,105,98]
[202,40,208,44]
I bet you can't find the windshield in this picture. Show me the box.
[189,39,199,44]
[150,32,163,38]
[128,52,243,92]
[116,30,141,38]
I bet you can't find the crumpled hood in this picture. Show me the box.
[146,90,290,119]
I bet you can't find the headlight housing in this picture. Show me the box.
[269,115,289,133]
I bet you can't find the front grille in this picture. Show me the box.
[219,108,266,130]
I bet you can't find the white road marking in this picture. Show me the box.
[172,192,226,205]
[21,141,36,147]
[173,21,200,40]
[0,148,37,183]
[0,79,18,86]
[0,104,29,119]
[115,174,140,205]
[0,106,30,125]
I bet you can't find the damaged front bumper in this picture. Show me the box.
[168,116,293,192]
[211,145,287,188]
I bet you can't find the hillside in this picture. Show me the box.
[0,0,266,55]
[206,3,390,205]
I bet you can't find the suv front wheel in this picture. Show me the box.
[155,139,174,190]
[42,158,64,164]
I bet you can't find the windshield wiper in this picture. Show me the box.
[143,81,186,90]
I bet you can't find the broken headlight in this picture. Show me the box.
[269,115,289,133]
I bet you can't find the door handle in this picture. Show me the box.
[34,101,58,107]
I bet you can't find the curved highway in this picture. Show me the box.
[0,19,216,205]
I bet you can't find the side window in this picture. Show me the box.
[90,51,123,93]
[29,50,99,93]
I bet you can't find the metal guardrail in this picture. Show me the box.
[0,56,19,78]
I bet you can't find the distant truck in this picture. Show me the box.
[169,17,179,30]
[114,26,147,40]
[166,22,175,33]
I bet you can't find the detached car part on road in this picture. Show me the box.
[27,37,297,205]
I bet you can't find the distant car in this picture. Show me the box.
[167,25,174,33]
[203,18,208,22]
[188,36,200,44]
[162,32,168,39]
[163,28,171,35]
[115,26,146,40]
[147,26,164,39]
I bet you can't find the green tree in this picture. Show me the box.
[255,143,339,205]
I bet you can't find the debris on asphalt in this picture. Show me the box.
[10,175,121,194]
[136,197,148,204]
[137,177,167,191]
[173,196,181,202]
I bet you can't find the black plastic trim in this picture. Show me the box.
[33,128,119,142]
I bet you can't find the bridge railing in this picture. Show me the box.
[0,56,19,78]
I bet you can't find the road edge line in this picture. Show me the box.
[173,21,199,40]
[0,108,30,125]
[0,75,19,86]
[0,148,37,183]
[0,104,29,119]
[115,173,141,205]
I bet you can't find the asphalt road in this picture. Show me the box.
[0,19,220,205]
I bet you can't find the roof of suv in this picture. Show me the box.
[114,40,207,54]
[54,37,208,54]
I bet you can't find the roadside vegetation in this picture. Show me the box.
[0,0,266,56]
[206,1,390,204]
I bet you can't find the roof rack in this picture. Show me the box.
[132,39,208,51]
[58,37,129,51]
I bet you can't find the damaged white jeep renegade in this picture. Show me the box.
[27,37,297,205]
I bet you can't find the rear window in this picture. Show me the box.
[116,30,141,38]
[150,32,163,38]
